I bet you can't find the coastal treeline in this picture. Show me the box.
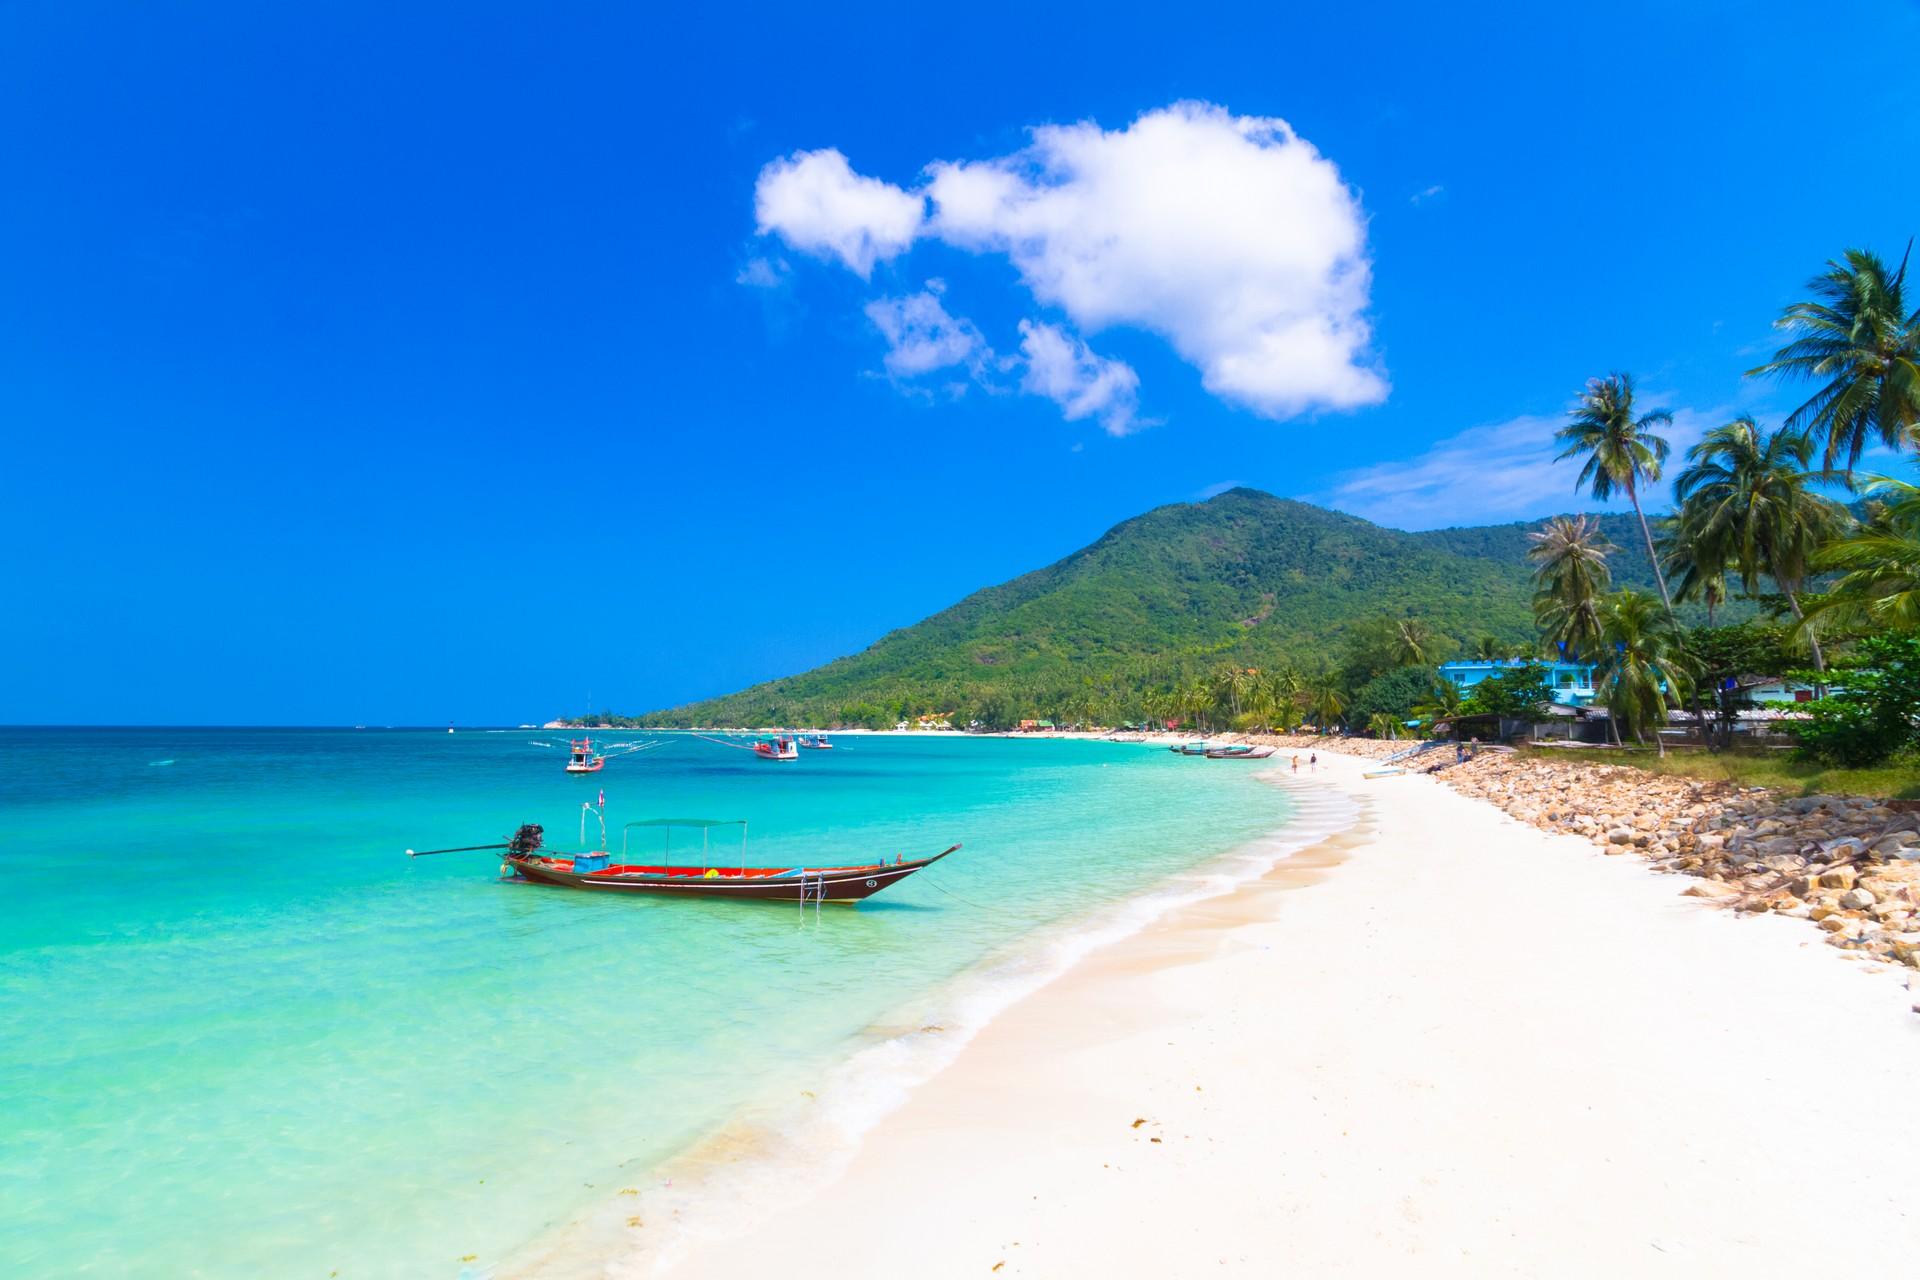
[585,242,1920,767]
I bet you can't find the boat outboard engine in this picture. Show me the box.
[507,824,545,857]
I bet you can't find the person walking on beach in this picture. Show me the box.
[1309,751,1317,770]
[1290,754,1299,773]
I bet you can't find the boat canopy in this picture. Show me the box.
[622,818,747,829]
[621,817,750,867]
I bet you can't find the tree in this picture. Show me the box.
[1659,511,1732,627]
[1365,711,1401,739]
[1671,415,1847,679]
[1392,618,1437,666]
[1683,622,1798,750]
[1411,677,1465,733]
[1804,474,1920,633]
[1556,372,1676,615]
[1749,245,1920,476]
[1789,633,1920,766]
[1307,674,1346,732]
[1348,665,1437,728]
[1528,515,1617,659]
[1594,590,1693,751]
[1462,663,1555,720]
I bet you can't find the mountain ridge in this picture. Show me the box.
[599,489,1681,728]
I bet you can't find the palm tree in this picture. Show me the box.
[1307,675,1346,733]
[1557,373,1676,615]
[1528,515,1616,659]
[1749,245,1920,476]
[1366,711,1400,740]
[1245,677,1278,732]
[1670,416,1847,677]
[1594,590,1693,752]
[1392,618,1436,666]
[1804,474,1920,632]
[1411,677,1464,733]
[1177,680,1212,733]
[1217,666,1256,721]
[1661,515,1731,627]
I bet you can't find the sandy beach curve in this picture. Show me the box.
[603,751,1920,1278]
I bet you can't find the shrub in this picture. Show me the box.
[1789,634,1920,767]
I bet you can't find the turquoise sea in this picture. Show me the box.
[0,728,1295,1277]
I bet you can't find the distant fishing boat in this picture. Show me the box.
[564,737,605,774]
[409,821,958,903]
[753,735,799,761]
[1170,741,1214,756]
[1205,744,1275,759]
[797,733,834,750]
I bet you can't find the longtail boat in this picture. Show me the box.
[753,735,799,761]
[409,819,958,903]
[1205,744,1275,759]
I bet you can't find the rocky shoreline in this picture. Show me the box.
[1242,733,1920,990]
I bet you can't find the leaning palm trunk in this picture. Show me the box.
[1778,580,1827,693]
[1627,477,1677,618]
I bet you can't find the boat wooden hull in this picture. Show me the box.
[504,846,957,902]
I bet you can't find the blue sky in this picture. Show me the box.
[5,1,1917,724]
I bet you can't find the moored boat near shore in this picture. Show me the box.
[411,821,959,903]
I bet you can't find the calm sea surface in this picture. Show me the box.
[0,728,1290,1277]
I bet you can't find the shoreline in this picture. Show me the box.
[596,752,1920,1277]
[500,767,1362,1277]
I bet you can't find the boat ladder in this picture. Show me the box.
[799,869,826,918]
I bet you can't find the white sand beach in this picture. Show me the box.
[623,751,1920,1278]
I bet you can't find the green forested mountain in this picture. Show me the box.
[599,489,1670,728]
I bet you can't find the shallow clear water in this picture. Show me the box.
[0,728,1289,1277]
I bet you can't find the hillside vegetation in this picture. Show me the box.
[598,489,1614,728]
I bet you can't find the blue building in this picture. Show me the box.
[1437,659,1599,707]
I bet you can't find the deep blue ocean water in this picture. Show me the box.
[0,728,1290,1277]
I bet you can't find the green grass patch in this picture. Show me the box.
[1514,745,1920,800]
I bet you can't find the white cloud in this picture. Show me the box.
[746,102,1386,426]
[1410,184,1445,205]
[926,102,1384,419]
[1018,320,1140,435]
[735,256,789,288]
[864,287,989,378]
[753,148,924,277]
[1321,406,1720,530]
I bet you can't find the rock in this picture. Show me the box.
[1817,868,1858,891]
[1606,828,1635,845]
[1819,837,1870,861]
[1760,854,1806,872]
[1840,887,1877,910]
[1682,881,1741,900]
[1755,836,1804,857]
[1819,915,1852,932]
